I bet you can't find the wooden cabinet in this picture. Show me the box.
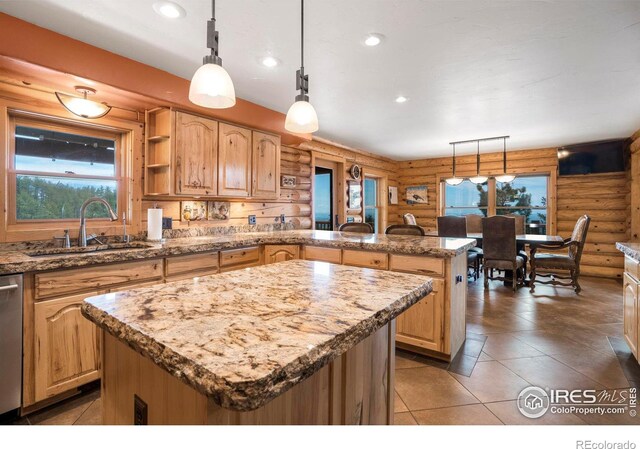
[174,111,218,196]
[303,246,342,264]
[342,250,388,270]
[165,252,219,280]
[389,254,444,276]
[218,123,252,197]
[252,132,281,199]
[220,246,261,272]
[264,245,299,264]
[396,279,445,353]
[33,291,101,402]
[623,272,638,358]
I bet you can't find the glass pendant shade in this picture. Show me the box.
[189,63,236,109]
[445,177,464,186]
[55,90,111,119]
[495,174,516,183]
[285,100,319,133]
[468,175,489,184]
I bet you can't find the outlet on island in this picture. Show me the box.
[280,214,286,224]
[248,215,257,225]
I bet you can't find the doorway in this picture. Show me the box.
[314,166,334,230]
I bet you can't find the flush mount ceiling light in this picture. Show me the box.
[468,140,488,185]
[363,33,384,47]
[395,95,408,103]
[189,0,236,109]
[55,86,111,119]
[152,1,186,19]
[445,143,464,186]
[495,136,516,183]
[261,56,280,68]
[285,0,319,134]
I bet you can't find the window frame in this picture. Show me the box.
[8,113,127,227]
[442,179,490,217]
[363,168,388,233]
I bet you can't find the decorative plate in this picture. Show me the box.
[350,164,361,180]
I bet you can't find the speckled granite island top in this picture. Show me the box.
[0,230,476,275]
[81,260,433,412]
[616,242,640,261]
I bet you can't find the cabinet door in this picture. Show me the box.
[175,111,218,196]
[34,291,101,402]
[218,123,252,197]
[396,279,445,353]
[252,132,281,199]
[264,245,300,264]
[623,273,638,357]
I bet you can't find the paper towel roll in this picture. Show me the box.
[147,208,163,241]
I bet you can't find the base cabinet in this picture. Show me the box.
[623,272,639,359]
[264,245,300,264]
[396,279,445,352]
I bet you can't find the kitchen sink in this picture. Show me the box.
[24,242,156,257]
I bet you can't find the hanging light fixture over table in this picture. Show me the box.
[468,140,488,185]
[445,143,464,186]
[495,136,516,183]
[55,86,111,119]
[189,0,236,109]
[285,0,319,133]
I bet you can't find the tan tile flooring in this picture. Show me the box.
[9,276,640,425]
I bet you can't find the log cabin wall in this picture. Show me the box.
[629,129,640,241]
[398,147,631,279]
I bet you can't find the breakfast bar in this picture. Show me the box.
[81,260,433,424]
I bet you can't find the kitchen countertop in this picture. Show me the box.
[0,230,476,275]
[616,242,640,262]
[81,259,433,411]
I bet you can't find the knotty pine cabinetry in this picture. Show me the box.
[263,245,300,264]
[145,108,280,199]
[623,256,639,361]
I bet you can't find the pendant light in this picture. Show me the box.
[55,87,111,119]
[468,140,488,184]
[445,143,464,186]
[189,0,236,109]
[495,136,516,183]
[285,0,319,133]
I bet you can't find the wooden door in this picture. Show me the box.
[218,123,252,197]
[264,245,300,264]
[33,291,101,402]
[174,111,218,196]
[623,273,638,357]
[395,279,445,352]
[252,132,281,199]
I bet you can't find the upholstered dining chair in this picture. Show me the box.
[482,216,525,292]
[529,215,591,293]
[504,213,526,234]
[403,213,417,225]
[338,222,373,233]
[464,214,484,234]
[385,224,425,236]
[437,216,479,280]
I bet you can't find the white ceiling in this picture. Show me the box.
[1,0,640,159]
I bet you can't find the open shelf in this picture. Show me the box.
[144,108,173,196]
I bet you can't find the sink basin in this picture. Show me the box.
[24,242,155,257]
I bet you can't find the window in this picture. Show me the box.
[12,118,119,221]
[314,167,333,230]
[364,177,379,232]
[444,180,488,217]
[496,176,548,234]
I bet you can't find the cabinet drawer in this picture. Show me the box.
[303,246,342,264]
[389,254,444,276]
[342,250,388,270]
[35,259,163,299]
[165,252,219,277]
[220,247,260,268]
[625,256,640,281]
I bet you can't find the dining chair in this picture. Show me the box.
[403,213,417,225]
[529,215,591,293]
[437,216,479,280]
[385,224,425,236]
[482,216,525,292]
[504,213,526,234]
[464,214,484,234]
[338,222,373,233]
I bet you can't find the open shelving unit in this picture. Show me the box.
[144,107,173,196]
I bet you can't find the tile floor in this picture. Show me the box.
[7,275,640,425]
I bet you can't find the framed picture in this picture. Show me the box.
[181,201,207,221]
[406,185,428,205]
[281,175,296,187]
[207,201,230,220]
[388,186,398,205]
[348,181,362,209]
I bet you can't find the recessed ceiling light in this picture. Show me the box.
[395,96,408,103]
[153,1,186,19]
[261,56,280,68]
[364,33,384,47]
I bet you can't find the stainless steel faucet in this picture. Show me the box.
[78,197,118,247]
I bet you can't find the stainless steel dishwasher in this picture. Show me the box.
[0,274,22,415]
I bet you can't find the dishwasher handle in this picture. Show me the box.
[0,284,19,292]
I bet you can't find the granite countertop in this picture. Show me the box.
[616,242,640,262]
[0,230,476,275]
[81,259,433,411]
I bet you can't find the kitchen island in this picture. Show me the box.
[81,260,433,425]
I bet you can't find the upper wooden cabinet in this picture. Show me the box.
[218,123,252,197]
[174,111,218,196]
[252,132,281,199]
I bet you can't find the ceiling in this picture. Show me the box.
[1,0,640,159]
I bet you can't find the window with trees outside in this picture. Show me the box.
[444,175,548,234]
[11,117,120,222]
[364,177,379,233]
